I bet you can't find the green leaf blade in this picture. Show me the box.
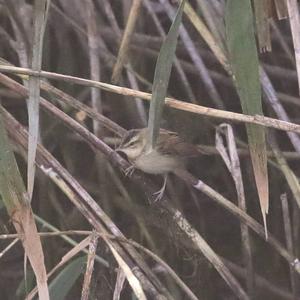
[0,113,26,213]
[225,0,269,235]
[28,0,50,200]
[147,0,186,149]
[49,256,86,300]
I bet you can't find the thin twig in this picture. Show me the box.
[216,124,254,296]
[281,194,299,298]
[2,65,300,134]
[81,232,98,300]
[0,238,19,259]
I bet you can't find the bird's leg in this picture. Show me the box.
[124,165,135,177]
[153,174,168,202]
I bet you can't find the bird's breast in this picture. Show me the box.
[134,150,182,174]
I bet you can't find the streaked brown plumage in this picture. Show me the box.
[116,128,199,200]
[117,128,198,174]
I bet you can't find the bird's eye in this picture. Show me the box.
[127,141,136,147]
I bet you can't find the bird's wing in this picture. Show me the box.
[158,129,199,157]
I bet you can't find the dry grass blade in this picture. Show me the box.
[161,0,224,109]
[143,0,196,103]
[26,236,91,300]
[107,240,147,300]
[183,2,230,72]
[27,0,50,200]
[85,0,102,136]
[259,68,300,153]
[216,124,254,294]
[185,175,298,269]
[4,65,300,135]
[226,0,269,238]
[281,194,298,298]
[194,0,224,50]
[287,0,300,95]
[4,0,31,56]
[223,257,295,299]
[173,210,249,300]
[113,268,126,300]
[81,232,98,300]
[40,80,125,136]
[0,114,49,299]
[269,133,300,209]
[111,0,142,83]
[19,207,49,300]
[31,217,109,266]
[253,0,271,52]
[122,238,199,300]
[273,0,288,19]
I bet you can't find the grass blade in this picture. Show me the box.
[111,0,142,83]
[147,0,186,149]
[253,0,271,52]
[0,110,49,299]
[287,0,300,95]
[108,240,147,300]
[49,256,86,300]
[274,0,288,19]
[27,0,50,199]
[225,0,269,237]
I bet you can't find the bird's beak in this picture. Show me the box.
[115,147,128,159]
[115,147,123,153]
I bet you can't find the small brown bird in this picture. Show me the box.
[116,128,199,200]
